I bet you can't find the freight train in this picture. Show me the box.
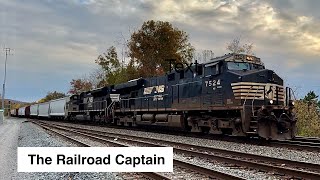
[11,53,296,140]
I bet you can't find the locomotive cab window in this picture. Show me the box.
[228,62,250,70]
[252,64,265,70]
[228,62,264,70]
[204,63,220,76]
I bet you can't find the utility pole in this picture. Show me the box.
[2,47,12,112]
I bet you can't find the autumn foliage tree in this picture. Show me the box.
[69,79,93,94]
[128,20,194,77]
[295,100,320,137]
[68,20,194,93]
[11,103,23,109]
[38,91,66,103]
[293,91,320,137]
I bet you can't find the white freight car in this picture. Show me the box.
[30,104,39,117]
[10,109,15,116]
[49,97,68,119]
[38,102,50,118]
[18,107,25,117]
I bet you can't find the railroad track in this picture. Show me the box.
[32,120,320,179]
[30,118,320,152]
[271,137,320,152]
[31,120,243,180]
[293,136,320,143]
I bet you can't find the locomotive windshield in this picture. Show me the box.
[227,62,264,70]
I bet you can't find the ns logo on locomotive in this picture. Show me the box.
[12,53,296,140]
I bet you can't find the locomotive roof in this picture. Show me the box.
[205,53,264,66]
[114,78,144,90]
[90,86,109,94]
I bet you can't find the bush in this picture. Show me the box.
[295,100,320,137]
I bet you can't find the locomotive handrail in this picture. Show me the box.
[276,86,279,105]
[280,113,295,122]
[285,87,296,106]
[106,101,115,118]
[251,85,262,116]
[290,87,297,101]
[243,85,254,106]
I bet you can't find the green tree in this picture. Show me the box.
[303,91,320,108]
[95,46,120,74]
[38,91,66,103]
[128,20,194,77]
[95,46,138,85]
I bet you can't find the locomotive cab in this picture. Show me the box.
[220,54,296,140]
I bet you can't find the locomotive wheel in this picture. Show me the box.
[200,126,210,134]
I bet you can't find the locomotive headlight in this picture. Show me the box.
[289,100,295,106]
[269,100,274,104]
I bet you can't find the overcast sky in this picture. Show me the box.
[0,0,319,102]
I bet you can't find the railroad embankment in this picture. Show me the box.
[0,118,119,180]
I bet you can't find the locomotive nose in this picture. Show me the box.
[238,69,283,85]
[266,70,283,84]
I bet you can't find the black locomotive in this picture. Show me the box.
[66,53,296,140]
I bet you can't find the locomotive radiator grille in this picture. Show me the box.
[231,82,285,102]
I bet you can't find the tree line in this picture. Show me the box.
[69,20,255,94]
[69,20,194,94]
[295,91,320,137]
[11,21,259,106]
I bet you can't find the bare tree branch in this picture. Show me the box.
[226,36,254,55]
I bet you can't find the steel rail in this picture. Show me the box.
[271,139,320,151]
[173,160,242,180]
[293,136,320,143]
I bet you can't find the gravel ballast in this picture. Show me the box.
[0,118,24,180]
[10,119,120,180]
[49,121,320,165]
[42,122,280,179]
